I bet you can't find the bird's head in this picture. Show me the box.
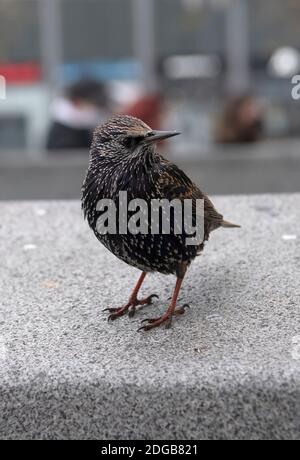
[91,115,180,159]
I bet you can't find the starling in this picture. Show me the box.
[82,115,240,331]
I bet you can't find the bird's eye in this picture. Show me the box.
[122,136,144,149]
[122,137,133,149]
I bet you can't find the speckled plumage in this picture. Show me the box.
[82,115,240,330]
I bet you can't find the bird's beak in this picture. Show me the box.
[144,130,181,143]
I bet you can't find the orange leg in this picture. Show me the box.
[104,272,158,321]
[138,276,189,332]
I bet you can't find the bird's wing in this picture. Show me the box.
[154,159,223,232]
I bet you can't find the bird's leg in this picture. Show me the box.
[138,276,187,332]
[104,272,158,321]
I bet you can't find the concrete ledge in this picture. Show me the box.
[0,195,299,439]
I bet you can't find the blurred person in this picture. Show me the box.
[120,91,164,131]
[46,79,110,151]
[215,94,264,144]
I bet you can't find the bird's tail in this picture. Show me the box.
[221,219,241,229]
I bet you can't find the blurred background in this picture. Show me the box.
[0,0,300,199]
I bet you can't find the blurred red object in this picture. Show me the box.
[0,62,42,84]
[120,93,163,130]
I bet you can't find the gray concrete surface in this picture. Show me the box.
[0,195,299,440]
[1,138,300,199]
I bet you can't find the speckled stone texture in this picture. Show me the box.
[0,195,299,440]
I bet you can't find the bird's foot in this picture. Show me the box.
[128,294,159,318]
[104,294,158,321]
[138,304,190,332]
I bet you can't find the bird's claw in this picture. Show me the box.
[103,307,120,313]
[138,303,190,331]
[138,315,172,332]
[141,317,159,324]
[146,294,159,304]
[104,306,130,321]
[104,294,159,322]
[134,293,159,307]
[174,303,190,316]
